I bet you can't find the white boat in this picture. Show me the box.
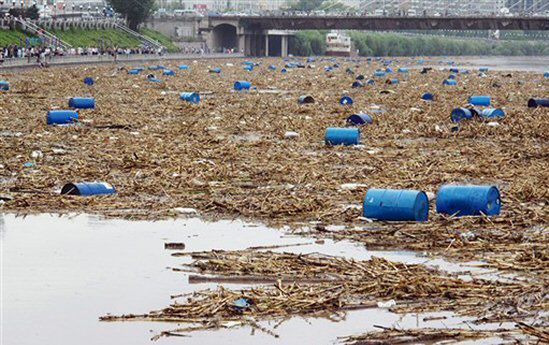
[326,31,351,57]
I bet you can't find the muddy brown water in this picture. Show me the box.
[2,213,512,345]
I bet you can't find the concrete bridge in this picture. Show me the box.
[147,15,549,57]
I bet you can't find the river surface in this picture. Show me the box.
[1,214,511,345]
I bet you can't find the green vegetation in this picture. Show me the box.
[291,30,327,56]
[289,30,549,56]
[107,0,155,30]
[50,29,141,48]
[0,29,33,46]
[287,0,326,11]
[140,28,180,52]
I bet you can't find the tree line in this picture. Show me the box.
[289,30,549,56]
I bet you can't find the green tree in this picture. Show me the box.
[288,0,326,11]
[106,0,155,30]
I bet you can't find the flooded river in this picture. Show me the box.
[1,214,510,345]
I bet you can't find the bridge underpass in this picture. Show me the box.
[201,15,549,57]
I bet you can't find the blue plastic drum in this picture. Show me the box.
[209,68,221,73]
[443,79,457,86]
[61,182,116,196]
[398,68,408,73]
[69,97,95,109]
[128,69,140,75]
[178,65,189,70]
[480,108,505,118]
[83,77,94,86]
[180,92,200,104]
[421,92,434,101]
[363,189,429,222]
[436,185,501,217]
[0,81,10,91]
[374,71,386,77]
[298,95,315,104]
[352,81,364,88]
[163,69,175,76]
[47,110,78,125]
[325,128,360,146]
[234,81,251,91]
[347,113,373,125]
[340,96,353,105]
[451,108,473,122]
[528,98,549,108]
[468,95,491,106]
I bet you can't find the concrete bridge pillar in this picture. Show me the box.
[281,35,289,58]
[265,35,269,57]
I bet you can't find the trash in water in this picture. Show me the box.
[480,108,505,118]
[363,188,429,222]
[325,128,360,146]
[340,96,353,105]
[347,113,373,126]
[47,110,79,125]
[527,98,549,108]
[61,182,116,196]
[421,92,434,101]
[164,243,186,250]
[436,185,501,217]
[234,81,251,91]
[377,300,397,308]
[69,97,95,109]
[284,131,299,139]
[180,92,200,104]
[468,95,491,106]
[298,95,315,104]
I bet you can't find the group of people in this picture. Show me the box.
[0,44,168,66]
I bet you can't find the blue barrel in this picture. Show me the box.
[243,61,254,66]
[180,92,200,104]
[163,69,175,76]
[281,68,287,73]
[448,74,457,80]
[398,67,408,73]
[128,69,140,75]
[352,81,364,88]
[83,77,94,86]
[451,108,473,123]
[0,81,9,91]
[69,97,95,109]
[148,65,165,70]
[461,69,470,74]
[544,71,549,78]
[340,96,353,105]
[347,113,373,125]
[148,78,162,83]
[385,67,393,73]
[366,79,375,85]
[356,75,365,80]
[298,95,315,104]
[436,185,501,217]
[61,182,116,196]
[480,108,504,118]
[209,68,221,73]
[479,67,489,72]
[468,95,491,106]
[325,128,360,146]
[234,80,251,91]
[443,79,457,86]
[387,78,399,85]
[268,65,277,70]
[47,110,78,125]
[178,65,189,70]
[528,98,549,108]
[363,189,429,222]
[374,71,386,77]
[421,92,434,101]
[244,65,253,71]
[450,68,459,73]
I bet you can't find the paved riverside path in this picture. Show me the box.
[0,53,244,70]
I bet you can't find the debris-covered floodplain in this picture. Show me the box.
[1,57,548,343]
